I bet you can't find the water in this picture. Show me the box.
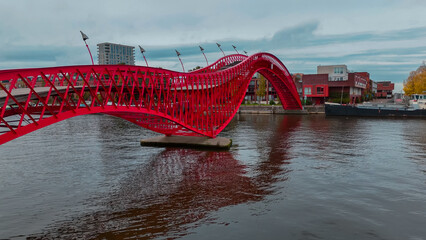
[0,114,425,239]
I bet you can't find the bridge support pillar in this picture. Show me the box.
[140,135,232,150]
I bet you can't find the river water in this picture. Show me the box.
[0,114,425,239]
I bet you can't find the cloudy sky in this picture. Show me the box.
[1,0,426,91]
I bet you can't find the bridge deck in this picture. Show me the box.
[0,86,77,106]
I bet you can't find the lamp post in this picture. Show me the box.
[216,43,225,57]
[232,45,239,54]
[175,49,185,72]
[199,45,208,66]
[138,45,149,67]
[80,31,94,65]
[243,50,248,56]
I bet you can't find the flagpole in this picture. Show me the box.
[232,45,239,54]
[175,49,185,72]
[80,31,94,65]
[139,45,149,67]
[216,43,225,57]
[199,46,208,66]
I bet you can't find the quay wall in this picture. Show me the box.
[238,105,324,115]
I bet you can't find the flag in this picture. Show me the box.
[80,31,89,41]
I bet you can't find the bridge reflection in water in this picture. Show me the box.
[2,115,426,239]
[27,116,301,239]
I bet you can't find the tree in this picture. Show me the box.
[255,74,266,104]
[404,65,426,95]
[189,66,201,72]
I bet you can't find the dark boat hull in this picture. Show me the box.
[325,104,426,117]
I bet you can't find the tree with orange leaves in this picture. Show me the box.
[404,65,426,95]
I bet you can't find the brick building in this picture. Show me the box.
[376,81,394,98]
[244,73,278,103]
[294,65,368,104]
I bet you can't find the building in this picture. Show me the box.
[376,81,394,98]
[296,65,368,104]
[0,80,10,90]
[317,64,349,81]
[97,42,135,65]
[372,81,377,95]
[244,73,278,103]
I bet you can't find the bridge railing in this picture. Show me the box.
[0,52,302,145]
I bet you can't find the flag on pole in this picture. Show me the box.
[80,31,89,41]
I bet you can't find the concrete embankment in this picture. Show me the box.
[238,105,324,114]
[141,135,232,150]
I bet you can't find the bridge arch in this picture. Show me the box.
[0,53,302,144]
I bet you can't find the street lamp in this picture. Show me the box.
[199,45,209,66]
[138,45,149,67]
[216,43,225,57]
[80,31,94,65]
[232,45,239,54]
[243,50,248,56]
[175,49,185,72]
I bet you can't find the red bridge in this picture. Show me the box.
[0,53,302,145]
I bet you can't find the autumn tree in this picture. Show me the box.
[255,74,267,104]
[404,65,426,95]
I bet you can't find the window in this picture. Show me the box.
[304,87,312,95]
[317,87,324,94]
[334,67,344,74]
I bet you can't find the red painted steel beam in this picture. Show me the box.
[0,53,302,145]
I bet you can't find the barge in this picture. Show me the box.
[325,94,426,117]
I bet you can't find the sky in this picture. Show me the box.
[1,0,426,92]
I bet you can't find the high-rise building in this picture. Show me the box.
[97,42,135,65]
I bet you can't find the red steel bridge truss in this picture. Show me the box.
[0,53,302,145]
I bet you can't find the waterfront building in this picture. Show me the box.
[244,73,278,103]
[372,81,378,95]
[97,42,135,65]
[376,81,394,98]
[295,65,368,104]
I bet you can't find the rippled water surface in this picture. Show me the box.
[0,114,425,239]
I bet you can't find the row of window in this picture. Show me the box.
[329,76,347,81]
[304,87,325,95]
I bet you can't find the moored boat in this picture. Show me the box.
[325,95,426,118]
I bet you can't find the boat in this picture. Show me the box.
[325,94,426,118]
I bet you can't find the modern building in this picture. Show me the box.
[295,65,368,104]
[97,42,135,65]
[317,64,349,81]
[376,81,394,98]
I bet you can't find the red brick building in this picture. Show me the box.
[376,81,394,98]
[244,73,278,103]
[294,65,368,104]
